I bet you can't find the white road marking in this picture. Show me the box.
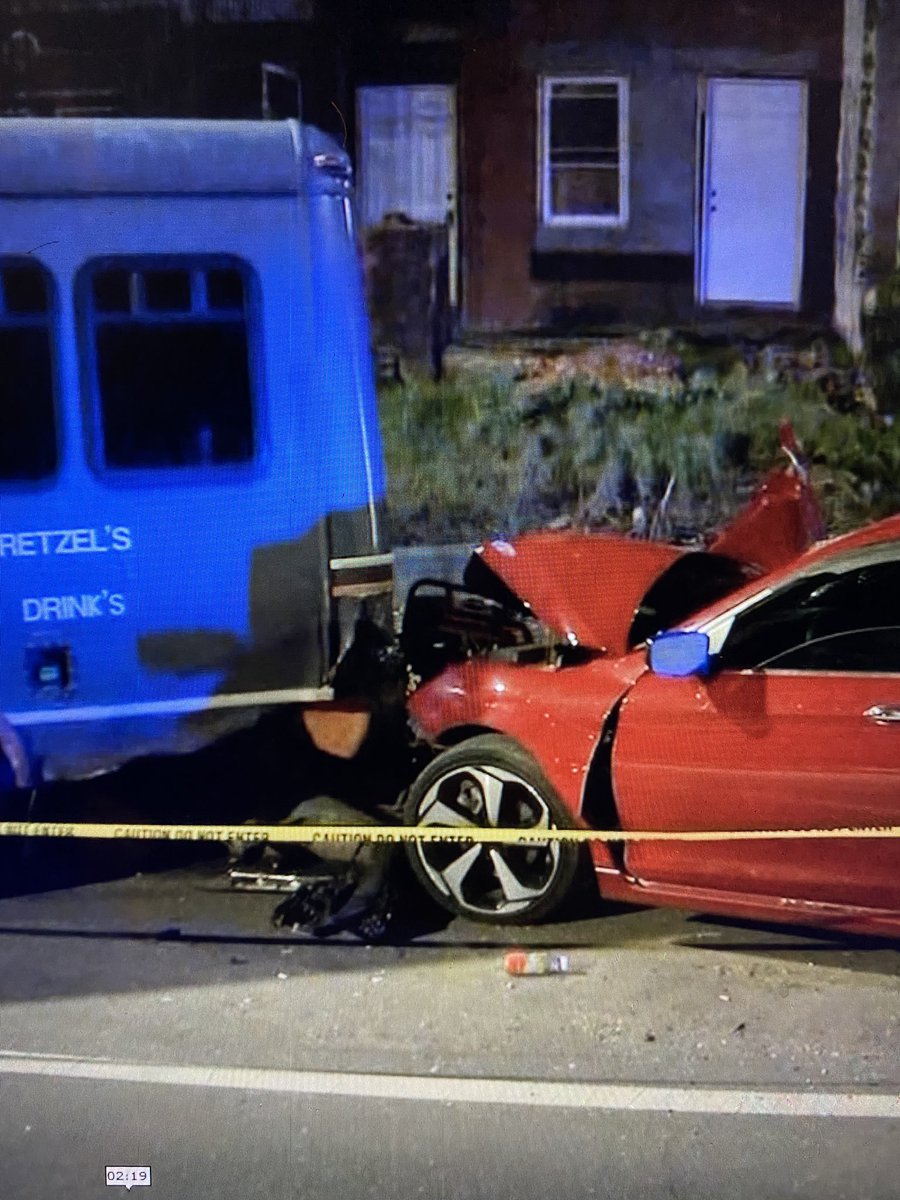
[0,1052,897,1119]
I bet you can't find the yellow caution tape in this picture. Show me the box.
[0,821,899,845]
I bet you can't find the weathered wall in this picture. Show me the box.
[866,2,900,276]
[460,0,844,332]
[834,0,900,350]
[0,2,344,134]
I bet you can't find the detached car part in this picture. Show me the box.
[229,795,398,940]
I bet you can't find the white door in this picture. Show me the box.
[698,78,808,306]
[356,84,457,305]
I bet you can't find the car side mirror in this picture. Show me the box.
[649,630,711,678]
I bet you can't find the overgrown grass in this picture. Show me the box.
[378,374,525,543]
[379,365,900,545]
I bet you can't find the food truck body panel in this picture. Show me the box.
[0,120,389,783]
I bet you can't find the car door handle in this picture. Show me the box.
[864,704,900,725]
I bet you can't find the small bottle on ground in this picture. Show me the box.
[504,950,570,976]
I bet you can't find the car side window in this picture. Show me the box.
[716,559,900,672]
[758,626,900,673]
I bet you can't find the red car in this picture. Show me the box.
[400,447,900,938]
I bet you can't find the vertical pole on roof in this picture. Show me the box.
[261,62,302,121]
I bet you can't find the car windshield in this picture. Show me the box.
[628,552,752,647]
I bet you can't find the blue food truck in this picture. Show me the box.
[0,119,394,795]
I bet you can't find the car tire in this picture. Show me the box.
[403,734,580,924]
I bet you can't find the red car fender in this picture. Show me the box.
[408,652,647,868]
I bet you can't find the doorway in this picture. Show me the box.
[698,78,808,307]
[356,84,458,309]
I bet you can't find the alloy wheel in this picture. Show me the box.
[410,761,564,919]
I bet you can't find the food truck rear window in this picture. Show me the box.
[82,259,255,471]
[0,260,57,484]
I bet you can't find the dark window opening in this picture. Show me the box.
[97,323,253,468]
[92,270,131,313]
[207,268,245,311]
[2,264,49,315]
[760,627,900,673]
[0,261,56,483]
[718,559,900,672]
[86,261,255,470]
[544,79,624,222]
[143,269,192,312]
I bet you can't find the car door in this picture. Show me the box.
[612,548,900,910]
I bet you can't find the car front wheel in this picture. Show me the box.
[403,734,580,924]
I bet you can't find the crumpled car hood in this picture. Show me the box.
[471,462,825,655]
[474,533,682,655]
[707,460,826,568]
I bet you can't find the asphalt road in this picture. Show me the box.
[0,862,898,1200]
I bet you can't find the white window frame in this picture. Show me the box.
[539,75,629,228]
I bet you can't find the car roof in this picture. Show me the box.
[800,512,900,570]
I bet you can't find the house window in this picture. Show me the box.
[81,258,255,471]
[0,260,57,483]
[540,77,628,226]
